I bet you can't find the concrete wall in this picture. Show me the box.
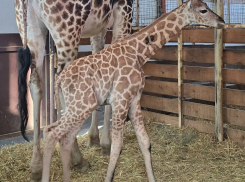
[0,0,19,34]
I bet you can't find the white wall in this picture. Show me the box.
[0,0,19,34]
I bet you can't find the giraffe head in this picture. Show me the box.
[186,0,225,28]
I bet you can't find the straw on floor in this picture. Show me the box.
[1,119,245,182]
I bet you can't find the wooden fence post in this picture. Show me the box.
[45,35,50,126]
[161,0,166,13]
[49,34,57,124]
[215,0,224,141]
[178,0,183,128]
[136,0,140,27]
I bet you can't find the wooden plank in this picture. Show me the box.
[183,101,245,128]
[79,28,245,46]
[183,84,215,102]
[142,111,215,134]
[223,69,245,85]
[151,47,245,65]
[177,3,183,127]
[79,31,113,45]
[183,84,245,107]
[226,128,245,146]
[77,51,92,58]
[224,49,245,65]
[151,47,178,61]
[170,29,245,43]
[144,80,178,96]
[223,108,245,127]
[142,111,178,127]
[143,110,245,146]
[184,119,215,134]
[184,67,245,85]
[214,0,224,141]
[143,63,177,78]
[144,63,245,85]
[140,95,178,113]
[183,101,215,121]
[143,64,214,82]
[183,66,214,82]
[224,89,245,107]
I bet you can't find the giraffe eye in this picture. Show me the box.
[200,9,208,14]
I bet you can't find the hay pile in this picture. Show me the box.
[1,120,245,182]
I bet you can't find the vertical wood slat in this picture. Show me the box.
[45,52,50,126]
[161,0,166,13]
[178,0,183,128]
[49,34,57,124]
[215,0,224,141]
[136,0,140,27]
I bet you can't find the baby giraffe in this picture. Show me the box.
[42,0,225,181]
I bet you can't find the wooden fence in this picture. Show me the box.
[141,28,245,146]
[78,27,245,146]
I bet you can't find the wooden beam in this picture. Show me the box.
[143,63,245,85]
[143,80,245,107]
[77,51,92,58]
[136,0,140,27]
[143,110,245,146]
[226,128,245,146]
[79,28,245,46]
[151,47,245,65]
[79,31,113,45]
[140,95,178,113]
[177,0,183,128]
[170,29,245,43]
[144,80,178,96]
[142,111,179,127]
[214,0,224,141]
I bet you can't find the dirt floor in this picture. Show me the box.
[0,119,245,182]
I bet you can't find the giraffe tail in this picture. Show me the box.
[18,46,32,141]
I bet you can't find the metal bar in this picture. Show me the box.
[49,34,57,124]
[178,0,183,128]
[136,0,140,27]
[215,0,224,141]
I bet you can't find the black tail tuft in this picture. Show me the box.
[18,46,32,141]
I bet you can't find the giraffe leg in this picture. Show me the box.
[42,122,59,182]
[24,5,48,181]
[105,109,127,182]
[100,105,111,156]
[43,86,97,181]
[59,136,73,182]
[128,94,155,182]
[57,87,90,171]
[88,29,108,147]
[71,138,91,172]
[87,110,100,147]
[59,128,82,182]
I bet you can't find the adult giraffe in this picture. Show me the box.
[15,0,134,180]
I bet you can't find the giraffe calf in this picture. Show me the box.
[42,0,225,181]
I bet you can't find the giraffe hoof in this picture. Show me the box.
[73,159,91,172]
[31,171,42,181]
[87,136,100,147]
[101,145,111,156]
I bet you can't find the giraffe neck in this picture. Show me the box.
[127,1,191,66]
